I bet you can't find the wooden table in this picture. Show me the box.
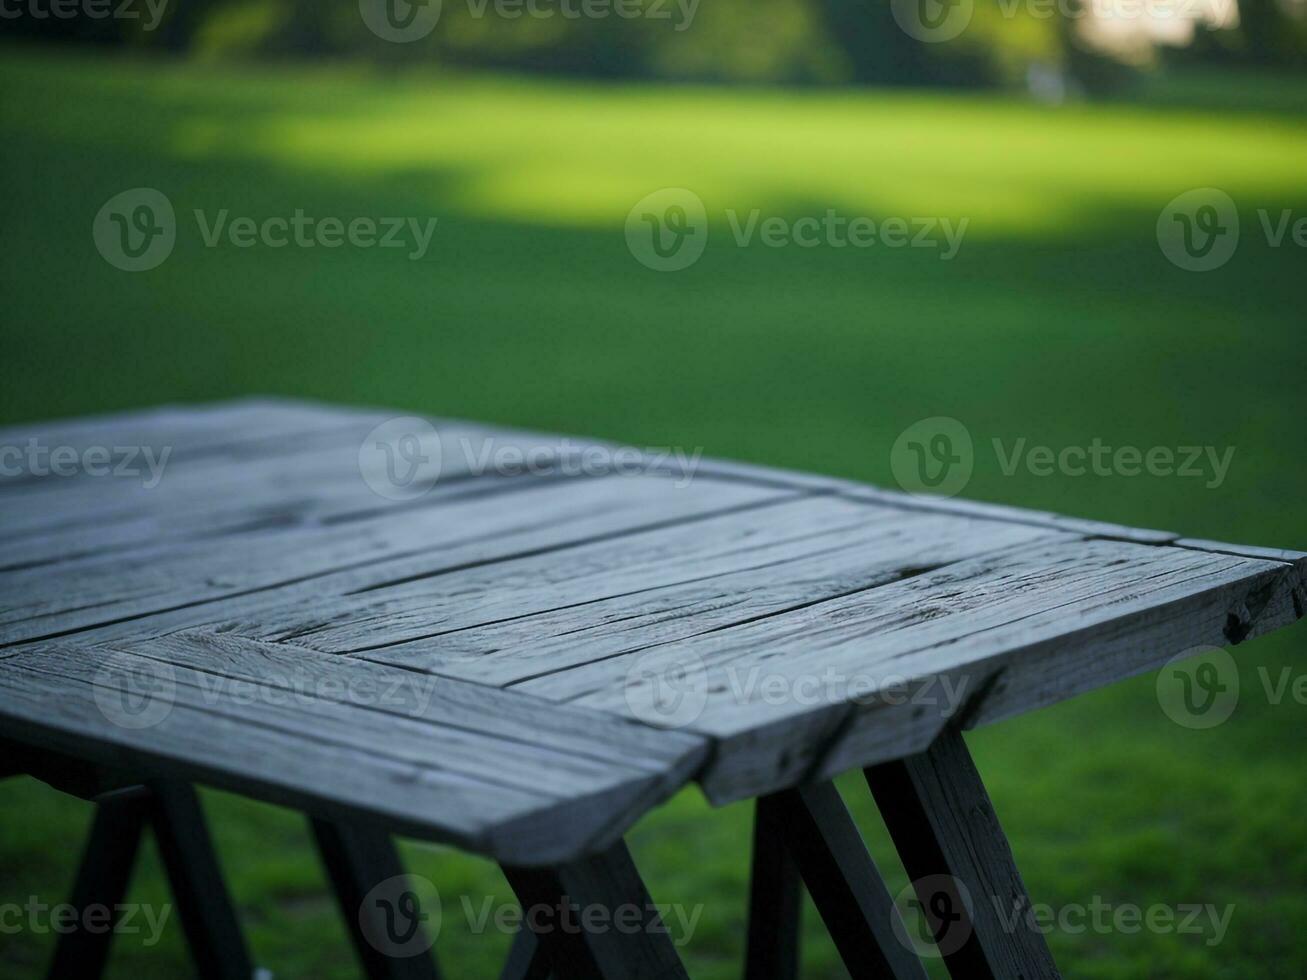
[2,399,1303,979]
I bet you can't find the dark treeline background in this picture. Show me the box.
[3,0,1306,91]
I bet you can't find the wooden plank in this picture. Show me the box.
[0,416,607,571]
[0,397,353,452]
[0,638,708,865]
[867,728,1060,979]
[8,483,797,653]
[0,475,786,647]
[545,536,1304,803]
[0,398,384,492]
[0,409,568,539]
[0,460,566,575]
[0,401,703,551]
[206,500,1064,673]
[112,631,703,781]
[684,456,1180,544]
[1173,537,1307,565]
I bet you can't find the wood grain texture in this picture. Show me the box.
[0,635,708,865]
[2,399,1303,863]
[0,473,786,647]
[867,728,1061,980]
[559,535,1305,803]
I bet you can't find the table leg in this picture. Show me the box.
[148,781,255,980]
[760,782,927,980]
[46,786,150,980]
[865,727,1061,980]
[501,839,689,980]
[744,796,801,980]
[308,817,442,980]
[47,781,255,980]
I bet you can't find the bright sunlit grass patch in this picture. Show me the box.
[4,47,1306,237]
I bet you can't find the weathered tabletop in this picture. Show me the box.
[3,398,1304,868]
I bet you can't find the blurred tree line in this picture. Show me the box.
[2,0,1304,89]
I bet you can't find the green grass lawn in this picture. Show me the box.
[1,45,1305,978]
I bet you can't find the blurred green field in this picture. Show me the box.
[1,44,1305,979]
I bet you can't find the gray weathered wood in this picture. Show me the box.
[867,728,1061,979]
[0,637,708,864]
[0,475,786,646]
[550,535,1304,802]
[2,399,1303,869]
[207,500,1064,673]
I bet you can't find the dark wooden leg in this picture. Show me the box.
[47,780,255,980]
[744,796,801,980]
[866,727,1061,980]
[147,781,254,980]
[47,787,151,980]
[309,817,441,980]
[500,927,552,980]
[502,840,689,980]
[763,782,926,980]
